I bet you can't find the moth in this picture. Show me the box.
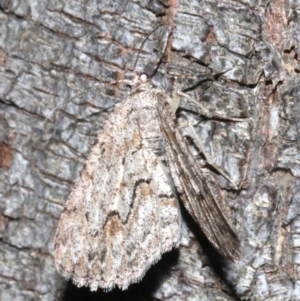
[54,72,240,291]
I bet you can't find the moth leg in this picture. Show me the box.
[167,76,181,113]
[189,122,238,190]
[180,120,238,190]
[170,77,214,117]
[173,81,249,189]
[177,89,249,122]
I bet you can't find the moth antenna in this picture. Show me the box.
[133,23,167,72]
[43,79,134,127]
[45,24,169,127]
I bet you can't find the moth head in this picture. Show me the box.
[139,73,150,83]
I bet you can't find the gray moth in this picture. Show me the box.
[54,73,239,291]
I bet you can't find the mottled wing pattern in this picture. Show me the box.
[156,91,239,259]
[54,86,181,291]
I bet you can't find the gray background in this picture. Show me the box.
[0,0,299,300]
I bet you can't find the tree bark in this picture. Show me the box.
[0,0,298,300]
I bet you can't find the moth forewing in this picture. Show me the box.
[54,78,182,291]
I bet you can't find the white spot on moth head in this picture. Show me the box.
[139,73,149,83]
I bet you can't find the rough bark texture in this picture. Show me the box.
[0,0,299,300]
